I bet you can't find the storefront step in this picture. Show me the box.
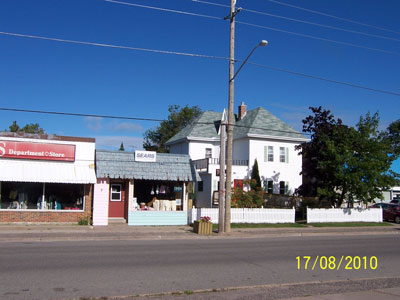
[108,218,127,224]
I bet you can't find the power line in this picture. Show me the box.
[105,0,222,20]
[246,62,400,97]
[191,0,400,43]
[0,107,309,137]
[236,21,400,56]
[0,107,165,122]
[0,31,229,61]
[266,0,400,36]
[107,0,399,56]
[1,30,399,96]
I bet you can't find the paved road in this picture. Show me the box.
[0,234,399,300]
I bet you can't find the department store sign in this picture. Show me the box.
[0,140,76,162]
[135,150,156,162]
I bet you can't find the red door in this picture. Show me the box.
[109,183,126,218]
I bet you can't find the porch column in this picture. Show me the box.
[128,179,134,212]
[183,182,187,211]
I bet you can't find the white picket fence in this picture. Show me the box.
[307,208,382,223]
[189,208,295,224]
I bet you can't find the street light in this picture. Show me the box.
[232,40,268,81]
[224,39,268,232]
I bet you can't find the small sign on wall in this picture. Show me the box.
[135,150,156,162]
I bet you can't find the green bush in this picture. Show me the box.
[77,217,89,225]
[232,179,264,208]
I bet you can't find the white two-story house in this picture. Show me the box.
[166,102,309,207]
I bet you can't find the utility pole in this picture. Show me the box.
[218,111,226,234]
[225,0,238,233]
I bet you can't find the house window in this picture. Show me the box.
[264,146,274,162]
[198,181,204,192]
[267,180,273,194]
[280,147,289,163]
[279,181,289,195]
[205,148,212,158]
[110,184,122,201]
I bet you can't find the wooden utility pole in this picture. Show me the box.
[225,0,237,233]
[218,111,226,234]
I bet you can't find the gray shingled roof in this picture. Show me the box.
[96,150,200,182]
[234,107,306,139]
[166,107,306,144]
[166,111,222,144]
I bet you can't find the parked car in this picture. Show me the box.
[384,204,400,224]
[390,199,400,205]
[369,203,400,223]
[369,203,390,209]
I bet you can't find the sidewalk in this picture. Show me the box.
[0,222,399,242]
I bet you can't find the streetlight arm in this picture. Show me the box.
[231,44,259,81]
[231,40,268,81]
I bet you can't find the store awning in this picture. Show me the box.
[0,160,96,184]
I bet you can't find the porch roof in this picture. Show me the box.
[96,150,200,182]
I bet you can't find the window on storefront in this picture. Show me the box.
[0,182,85,210]
[110,184,122,201]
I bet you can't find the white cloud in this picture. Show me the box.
[108,121,143,132]
[95,135,143,151]
[84,117,103,131]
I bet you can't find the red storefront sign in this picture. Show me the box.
[0,140,76,162]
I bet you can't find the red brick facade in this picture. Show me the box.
[0,184,93,223]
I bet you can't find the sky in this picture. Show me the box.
[0,0,399,171]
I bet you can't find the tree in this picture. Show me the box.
[385,119,400,156]
[295,106,343,201]
[297,107,398,207]
[143,105,202,153]
[250,159,261,190]
[119,142,125,151]
[7,121,45,134]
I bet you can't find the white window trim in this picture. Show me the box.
[280,147,289,163]
[264,146,274,162]
[110,184,122,202]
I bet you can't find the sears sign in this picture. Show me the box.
[0,140,76,162]
[135,150,156,162]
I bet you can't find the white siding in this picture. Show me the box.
[93,178,110,226]
[188,141,220,160]
[249,139,302,195]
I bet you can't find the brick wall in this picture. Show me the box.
[0,184,93,223]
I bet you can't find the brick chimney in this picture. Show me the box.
[238,101,247,120]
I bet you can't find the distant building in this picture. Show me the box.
[0,132,96,223]
[166,102,309,207]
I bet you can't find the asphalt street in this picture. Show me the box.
[0,234,399,300]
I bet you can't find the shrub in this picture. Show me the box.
[77,217,89,225]
[232,180,264,208]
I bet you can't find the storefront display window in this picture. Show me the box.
[0,182,85,210]
[134,180,184,211]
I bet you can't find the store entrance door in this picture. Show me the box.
[109,183,126,218]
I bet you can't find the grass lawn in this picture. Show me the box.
[308,222,393,227]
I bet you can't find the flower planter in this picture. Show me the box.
[193,220,213,235]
